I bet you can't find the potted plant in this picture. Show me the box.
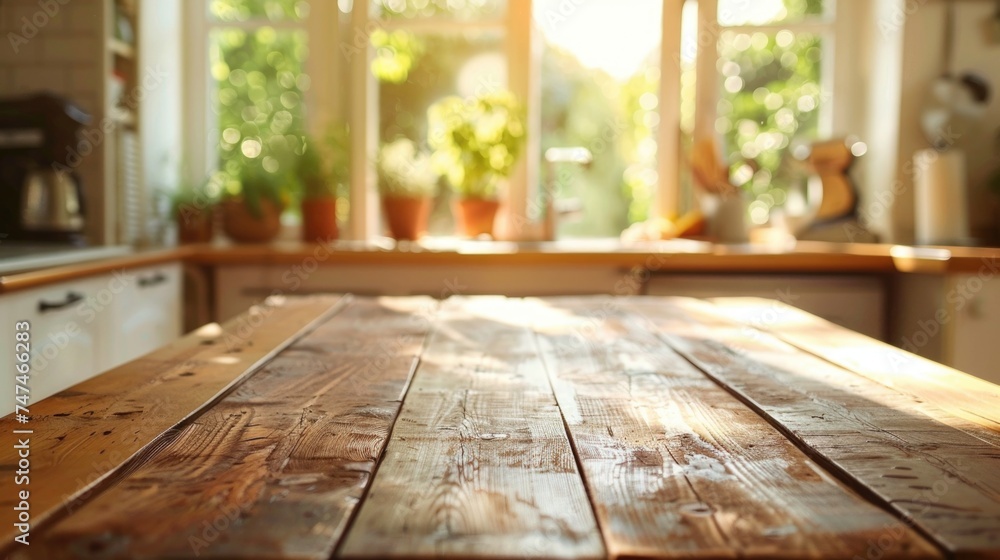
[376,138,439,241]
[220,164,287,243]
[169,178,220,244]
[297,128,347,243]
[428,90,526,237]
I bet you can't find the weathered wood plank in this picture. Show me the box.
[708,296,1000,446]
[630,297,1000,559]
[531,296,939,560]
[0,294,348,550]
[339,296,604,559]
[20,297,436,559]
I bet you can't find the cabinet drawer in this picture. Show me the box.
[108,263,182,368]
[1,275,112,414]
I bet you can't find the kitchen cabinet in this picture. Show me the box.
[2,276,109,413]
[645,274,886,340]
[212,263,629,322]
[892,272,1000,385]
[108,263,182,366]
[0,263,181,414]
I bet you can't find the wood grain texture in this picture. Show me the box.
[339,296,604,559]
[630,297,1000,559]
[19,297,435,559]
[707,297,1000,446]
[0,294,347,551]
[531,297,939,560]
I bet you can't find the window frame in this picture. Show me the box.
[184,0,852,239]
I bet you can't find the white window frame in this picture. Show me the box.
[183,0,852,239]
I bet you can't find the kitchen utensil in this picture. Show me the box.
[921,0,993,150]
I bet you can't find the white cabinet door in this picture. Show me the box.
[108,263,182,367]
[943,274,1000,385]
[1,275,110,415]
[0,300,14,416]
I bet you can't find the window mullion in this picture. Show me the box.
[304,1,341,134]
[503,0,535,240]
[183,0,212,186]
[656,0,684,220]
[694,0,719,145]
[347,2,378,240]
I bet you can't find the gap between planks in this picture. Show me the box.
[529,296,939,560]
[0,294,351,555]
[338,296,605,560]
[628,297,1000,560]
[21,296,437,559]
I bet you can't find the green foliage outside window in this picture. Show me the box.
[716,0,826,222]
[210,25,308,199]
[718,29,822,208]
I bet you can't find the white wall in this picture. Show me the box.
[892,0,1000,243]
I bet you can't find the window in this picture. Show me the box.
[184,0,339,211]
[185,0,847,239]
[534,0,663,237]
[209,4,310,181]
[714,0,837,226]
[371,0,509,235]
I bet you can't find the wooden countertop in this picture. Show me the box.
[3,295,998,558]
[1,239,998,294]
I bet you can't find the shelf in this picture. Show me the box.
[108,38,135,59]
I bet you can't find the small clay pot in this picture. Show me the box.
[301,196,338,243]
[454,197,500,238]
[382,196,431,241]
[220,198,283,243]
[175,205,215,244]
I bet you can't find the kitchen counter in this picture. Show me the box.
[2,295,998,558]
[0,244,133,275]
[1,239,998,294]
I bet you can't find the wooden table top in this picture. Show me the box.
[2,295,999,559]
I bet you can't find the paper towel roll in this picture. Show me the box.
[914,148,969,245]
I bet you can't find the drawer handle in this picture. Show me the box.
[138,273,167,288]
[38,291,84,313]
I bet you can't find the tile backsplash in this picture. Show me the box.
[0,0,108,245]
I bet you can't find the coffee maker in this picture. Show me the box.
[0,93,91,244]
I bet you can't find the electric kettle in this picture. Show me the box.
[20,166,84,232]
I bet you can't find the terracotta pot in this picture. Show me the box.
[175,204,214,244]
[301,196,339,242]
[220,198,283,243]
[382,196,430,241]
[454,197,500,238]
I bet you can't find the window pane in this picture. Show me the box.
[371,0,507,20]
[718,0,827,26]
[535,0,662,237]
[377,30,506,236]
[210,0,310,22]
[717,29,823,224]
[211,27,310,179]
